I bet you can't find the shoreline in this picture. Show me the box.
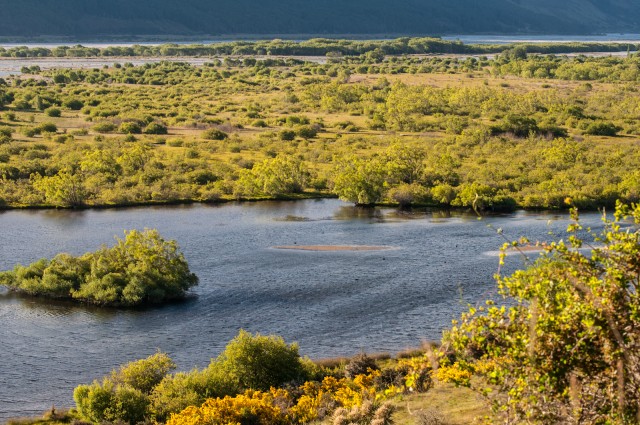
[0,195,609,214]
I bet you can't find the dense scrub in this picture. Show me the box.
[0,229,198,306]
[1,52,640,211]
[72,330,431,424]
[0,38,637,58]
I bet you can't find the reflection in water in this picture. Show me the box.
[333,205,385,221]
[0,199,603,420]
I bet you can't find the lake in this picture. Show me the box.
[0,199,603,420]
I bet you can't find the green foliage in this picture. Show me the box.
[32,168,87,207]
[491,114,539,137]
[91,122,116,133]
[217,329,307,391]
[150,365,238,422]
[0,126,13,138]
[295,125,318,139]
[44,107,61,117]
[63,98,84,110]
[279,129,296,141]
[443,202,640,423]
[240,153,308,196]
[0,87,7,110]
[0,37,637,59]
[74,352,174,424]
[37,122,57,133]
[202,128,228,140]
[112,352,176,394]
[0,229,198,306]
[119,121,142,134]
[143,122,168,135]
[585,121,620,136]
[2,53,640,210]
[387,183,430,208]
[332,155,386,205]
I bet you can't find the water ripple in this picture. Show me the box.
[0,199,603,420]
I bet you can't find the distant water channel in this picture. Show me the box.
[2,34,640,78]
[0,199,603,420]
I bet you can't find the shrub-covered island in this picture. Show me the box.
[0,229,198,306]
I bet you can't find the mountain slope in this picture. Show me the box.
[0,0,638,38]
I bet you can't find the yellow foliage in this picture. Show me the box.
[166,389,290,425]
[168,359,431,424]
[435,363,472,386]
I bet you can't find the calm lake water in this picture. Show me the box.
[0,199,603,420]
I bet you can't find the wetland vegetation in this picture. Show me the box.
[1,42,640,211]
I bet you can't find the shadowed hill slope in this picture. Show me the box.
[0,0,638,38]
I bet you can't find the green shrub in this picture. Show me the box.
[21,127,37,137]
[44,107,61,117]
[188,169,219,185]
[585,121,620,136]
[91,122,116,133]
[443,204,640,423]
[63,98,84,110]
[217,330,307,391]
[491,114,539,137]
[150,366,238,422]
[144,122,168,135]
[119,121,142,134]
[279,129,296,141]
[202,128,228,140]
[73,353,175,425]
[387,183,430,207]
[0,126,13,137]
[37,122,57,133]
[112,352,176,394]
[296,125,318,139]
[167,138,184,147]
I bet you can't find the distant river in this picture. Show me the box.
[443,33,640,44]
[1,34,639,78]
[0,199,603,420]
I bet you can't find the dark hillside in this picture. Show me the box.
[0,0,638,38]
